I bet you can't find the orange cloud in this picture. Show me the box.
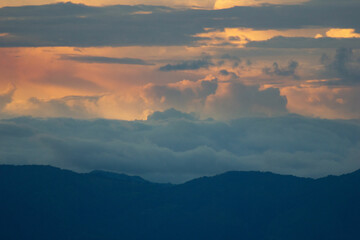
[282,85,360,119]
[0,0,216,9]
[214,0,307,9]
[0,46,201,120]
[195,27,329,48]
[326,29,360,38]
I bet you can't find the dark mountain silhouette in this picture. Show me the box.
[0,165,359,240]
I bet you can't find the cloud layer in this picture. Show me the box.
[1,113,359,183]
[1,2,360,47]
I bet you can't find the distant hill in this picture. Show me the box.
[0,165,359,240]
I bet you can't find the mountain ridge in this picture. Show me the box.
[0,164,359,240]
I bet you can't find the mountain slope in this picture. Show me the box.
[0,165,359,240]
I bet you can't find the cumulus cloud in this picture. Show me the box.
[321,48,360,86]
[21,95,103,118]
[283,85,360,119]
[142,77,218,112]
[204,82,288,120]
[1,74,288,121]
[142,75,288,119]
[0,114,359,183]
[263,61,299,79]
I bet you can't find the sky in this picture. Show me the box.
[0,0,360,182]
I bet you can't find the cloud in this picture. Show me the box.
[147,108,197,121]
[20,95,104,118]
[0,84,15,113]
[0,3,203,47]
[325,28,360,38]
[219,54,242,68]
[40,73,104,91]
[321,48,360,85]
[2,2,360,48]
[142,77,218,111]
[159,57,214,71]
[0,114,359,183]
[204,82,288,119]
[283,85,360,119]
[246,37,360,49]
[214,0,306,8]
[306,0,360,6]
[263,60,299,79]
[1,73,288,121]
[61,55,153,65]
[142,74,288,119]
[0,0,217,9]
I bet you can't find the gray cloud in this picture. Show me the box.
[60,55,153,65]
[0,114,359,183]
[263,60,299,79]
[219,54,242,68]
[142,76,288,119]
[142,78,218,111]
[219,69,231,76]
[0,84,15,112]
[321,48,360,85]
[220,54,241,61]
[159,57,214,71]
[1,2,360,47]
[147,108,196,121]
[306,0,360,6]
[204,82,288,119]
[0,3,203,47]
[247,37,360,49]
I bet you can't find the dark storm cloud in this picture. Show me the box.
[246,37,360,49]
[263,61,299,79]
[61,55,153,65]
[0,114,359,183]
[1,1,360,47]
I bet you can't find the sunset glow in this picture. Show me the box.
[1,0,360,182]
